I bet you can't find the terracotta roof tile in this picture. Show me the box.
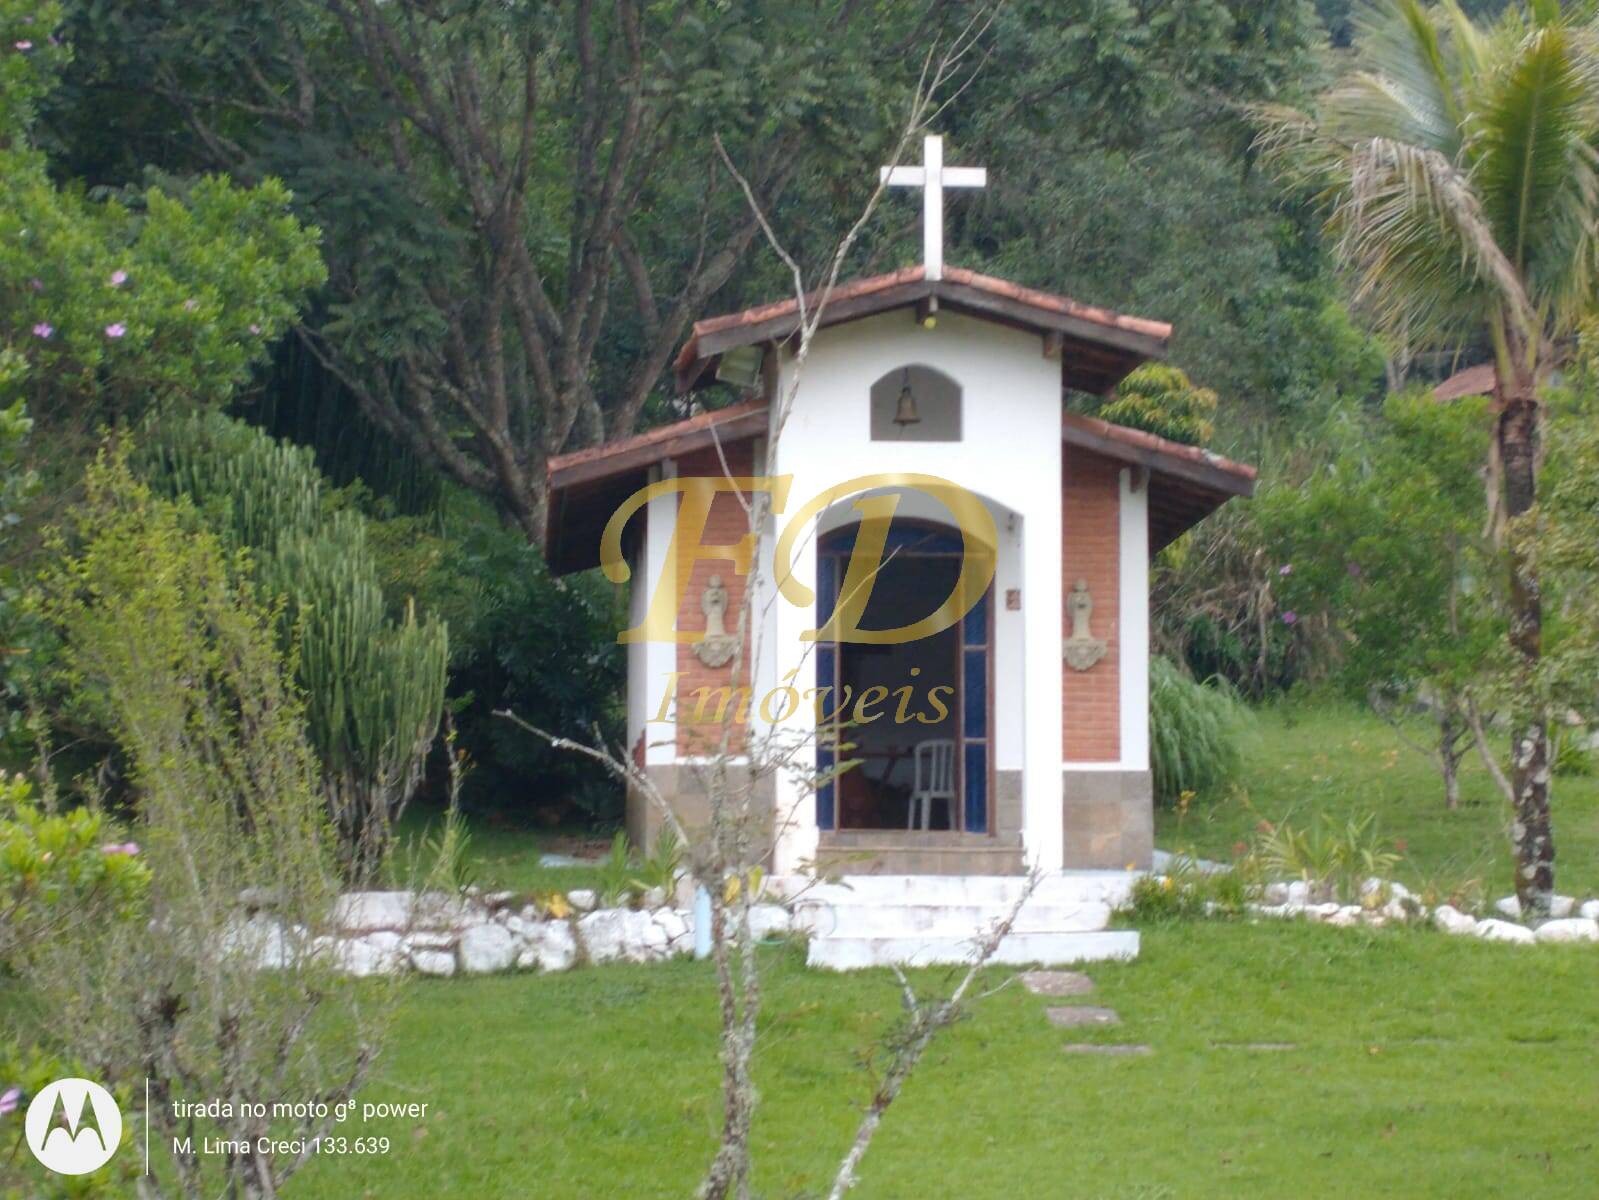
[692,266,927,339]
[672,265,1171,387]
[1061,411,1257,484]
[547,399,767,483]
[941,268,1172,340]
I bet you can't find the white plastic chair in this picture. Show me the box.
[907,739,958,831]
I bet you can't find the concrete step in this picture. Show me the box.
[814,845,1026,876]
[787,872,1137,909]
[822,831,1024,849]
[807,930,1140,971]
[794,900,1113,938]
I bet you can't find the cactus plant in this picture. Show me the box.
[140,411,448,879]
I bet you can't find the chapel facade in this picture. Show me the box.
[544,137,1253,881]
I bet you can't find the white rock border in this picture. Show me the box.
[1164,872,1599,947]
[227,888,794,977]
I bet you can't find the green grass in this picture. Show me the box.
[387,808,604,896]
[1158,701,1599,899]
[293,922,1599,1199]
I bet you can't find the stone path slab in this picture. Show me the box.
[1046,1005,1121,1028]
[1213,1042,1297,1051]
[1019,970,1095,997]
[1062,1043,1152,1057]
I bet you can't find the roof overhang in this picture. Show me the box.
[544,401,767,574]
[1061,412,1256,552]
[544,401,1256,575]
[674,265,1172,397]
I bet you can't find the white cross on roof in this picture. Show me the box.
[880,134,987,283]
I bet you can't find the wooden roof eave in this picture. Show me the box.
[1061,418,1255,502]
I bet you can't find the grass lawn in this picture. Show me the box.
[387,808,605,896]
[295,921,1599,1199]
[1158,701,1599,900]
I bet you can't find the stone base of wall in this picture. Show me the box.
[1062,768,1153,869]
[994,769,1023,841]
[628,762,775,863]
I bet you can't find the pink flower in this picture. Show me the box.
[102,842,140,856]
[109,269,128,287]
[1278,563,1293,576]
[28,278,43,292]
[15,40,32,51]
[183,298,198,312]
[31,322,51,339]
[1347,562,1363,578]
[249,324,261,335]
[104,323,126,339]
[1281,611,1298,625]
[0,1086,21,1116]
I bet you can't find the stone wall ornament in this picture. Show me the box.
[1063,578,1107,672]
[692,574,740,668]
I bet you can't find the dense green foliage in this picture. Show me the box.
[0,402,38,749]
[1261,393,1503,807]
[1259,0,1599,909]
[1101,363,1220,446]
[1,1,322,437]
[47,0,1371,519]
[1266,393,1500,701]
[0,771,149,971]
[140,412,448,877]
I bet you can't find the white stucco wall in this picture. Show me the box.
[763,309,1065,872]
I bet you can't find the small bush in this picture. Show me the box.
[596,829,637,908]
[1550,728,1593,778]
[1123,854,1253,923]
[1099,363,1218,446]
[0,771,150,972]
[1250,812,1400,903]
[24,448,391,1198]
[631,825,685,900]
[1150,655,1250,804]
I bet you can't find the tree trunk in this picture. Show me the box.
[1496,366,1554,915]
[1438,700,1465,812]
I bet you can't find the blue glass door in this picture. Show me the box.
[815,522,992,834]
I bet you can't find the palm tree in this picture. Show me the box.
[1258,0,1599,916]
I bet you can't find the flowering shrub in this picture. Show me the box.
[0,771,150,970]
[0,0,324,424]
[0,1042,138,1197]
[1250,812,1400,904]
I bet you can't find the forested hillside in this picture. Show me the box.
[6,0,1580,848]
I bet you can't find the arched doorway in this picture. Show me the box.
[814,519,993,834]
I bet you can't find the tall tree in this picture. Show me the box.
[62,0,929,543]
[945,0,1371,441]
[1258,0,1599,914]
